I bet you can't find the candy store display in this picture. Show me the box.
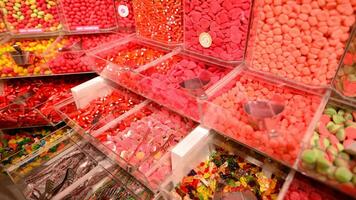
[115,0,135,30]
[86,38,171,74]
[104,51,233,120]
[285,173,350,200]
[55,78,144,131]
[184,0,252,62]
[0,0,62,34]
[202,69,324,165]
[299,100,356,196]
[0,127,53,161]
[334,30,356,100]
[247,0,355,87]
[59,0,117,32]
[1,126,71,169]
[0,37,55,78]
[44,32,129,74]
[89,102,196,189]
[132,0,183,44]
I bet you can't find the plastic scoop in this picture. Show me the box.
[179,71,211,98]
[243,100,285,138]
[10,44,37,67]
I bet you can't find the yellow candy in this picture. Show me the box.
[136,152,145,160]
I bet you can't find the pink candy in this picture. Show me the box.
[248,0,355,86]
[203,72,322,164]
[184,0,251,61]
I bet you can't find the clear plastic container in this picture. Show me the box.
[201,68,328,166]
[332,28,356,106]
[100,49,234,121]
[0,37,58,78]
[83,102,197,191]
[55,77,144,132]
[298,98,356,197]
[59,0,118,33]
[1,0,62,34]
[132,0,183,44]
[159,131,291,200]
[115,0,135,30]
[183,0,252,63]
[246,0,355,87]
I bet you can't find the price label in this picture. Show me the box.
[118,5,129,18]
[199,32,212,48]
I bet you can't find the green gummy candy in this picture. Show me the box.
[324,107,337,117]
[337,143,344,152]
[344,112,353,121]
[326,121,335,130]
[327,166,336,180]
[323,138,331,148]
[334,167,353,183]
[338,152,350,161]
[338,110,345,116]
[316,157,331,174]
[329,124,343,134]
[302,149,317,165]
[310,132,319,147]
[345,121,356,128]
[333,114,345,124]
[327,146,338,156]
[336,128,346,141]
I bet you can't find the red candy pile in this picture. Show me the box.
[248,0,355,86]
[115,0,135,29]
[285,174,349,200]
[203,72,322,164]
[60,0,117,31]
[184,0,251,61]
[1,0,62,33]
[132,0,183,43]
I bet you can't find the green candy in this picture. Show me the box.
[334,157,349,167]
[327,146,338,156]
[352,175,356,185]
[301,149,317,165]
[345,121,356,128]
[327,166,336,180]
[310,132,319,147]
[337,143,344,152]
[326,121,335,130]
[333,114,345,124]
[324,107,337,117]
[336,128,346,141]
[330,124,343,134]
[338,110,345,116]
[334,167,353,183]
[338,152,350,161]
[323,138,331,149]
[316,157,332,174]
[344,112,353,121]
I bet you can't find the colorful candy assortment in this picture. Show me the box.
[0,12,7,33]
[172,147,284,200]
[93,104,196,186]
[0,128,51,160]
[0,0,62,33]
[248,0,355,86]
[203,72,322,165]
[184,0,251,61]
[45,33,128,74]
[285,173,351,200]
[132,0,183,44]
[60,0,117,31]
[0,38,55,78]
[115,0,135,29]
[116,55,231,120]
[334,33,356,98]
[60,89,144,130]
[1,127,70,168]
[300,104,356,193]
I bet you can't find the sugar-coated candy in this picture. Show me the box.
[0,0,62,33]
[60,0,117,31]
[248,0,355,86]
[203,72,322,164]
[132,0,183,44]
[184,0,251,61]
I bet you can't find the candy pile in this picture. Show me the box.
[62,89,144,130]
[46,33,128,74]
[0,128,51,161]
[94,104,196,185]
[1,127,69,168]
[115,0,135,29]
[119,56,231,120]
[285,173,350,200]
[249,0,355,86]
[132,0,183,43]
[1,0,62,33]
[0,12,7,33]
[184,0,251,61]
[301,105,356,186]
[0,38,55,78]
[204,73,322,164]
[60,0,117,31]
[334,34,356,98]
[173,147,284,200]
